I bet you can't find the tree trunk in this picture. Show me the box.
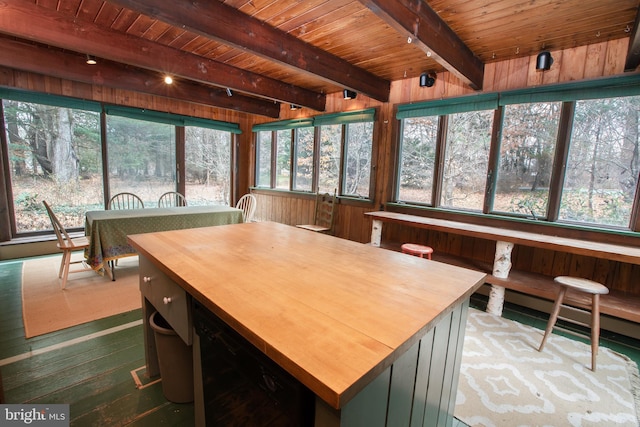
[51,108,79,182]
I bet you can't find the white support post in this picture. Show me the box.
[370,219,382,247]
[487,240,514,316]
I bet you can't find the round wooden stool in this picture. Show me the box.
[538,276,609,371]
[401,243,434,260]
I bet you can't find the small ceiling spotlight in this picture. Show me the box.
[536,51,553,71]
[226,88,233,96]
[343,89,357,100]
[419,72,437,87]
[85,55,97,65]
[290,104,300,110]
[163,75,173,85]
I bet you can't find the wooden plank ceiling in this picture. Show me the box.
[0,0,637,118]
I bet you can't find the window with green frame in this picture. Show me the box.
[396,74,640,231]
[252,109,375,198]
[0,89,240,239]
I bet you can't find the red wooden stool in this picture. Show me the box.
[538,276,609,371]
[401,243,433,260]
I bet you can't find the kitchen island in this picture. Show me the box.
[128,221,486,427]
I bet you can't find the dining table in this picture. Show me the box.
[85,205,244,278]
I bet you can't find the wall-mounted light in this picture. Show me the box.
[536,51,553,71]
[164,75,173,85]
[343,89,357,100]
[85,55,97,65]
[419,72,436,87]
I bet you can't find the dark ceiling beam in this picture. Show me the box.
[0,38,281,118]
[106,0,391,103]
[625,9,640,71]
[357,0,484,90]
[0,0,324,112]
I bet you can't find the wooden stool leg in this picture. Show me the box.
[539,286,567,352]
[591,294,600,371]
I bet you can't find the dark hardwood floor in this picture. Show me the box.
[0,257,194,426]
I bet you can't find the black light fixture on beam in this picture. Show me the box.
[85,54,97,65]
[290,104,300,110]
[343,89,357,100]
[536,51,553,71]
[419,72,436,87]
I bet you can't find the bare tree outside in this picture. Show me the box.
[4,100,102,232]
[560,96,640,227]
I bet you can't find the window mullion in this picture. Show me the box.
[432,115,448,207]
[270,130,277,189]
[547,101,575,222]
[484,107,504,213]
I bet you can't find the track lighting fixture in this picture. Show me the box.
[343,89,357,100]
[85,55,97,65]
[164,75,173,85]
[419,72,436,87]
[226,88,233,96]
[290,104,300,110]
[536,51,553,71]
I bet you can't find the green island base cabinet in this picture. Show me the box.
[129,221,485,427]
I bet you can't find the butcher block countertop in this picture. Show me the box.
[128,221,486,410]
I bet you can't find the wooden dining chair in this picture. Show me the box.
[235,194,257,222]
[43,201,92,289]
[108,192,144,210]
[158,191,187,207]
[296,189,337,233]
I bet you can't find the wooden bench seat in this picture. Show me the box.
[381,242,640,325]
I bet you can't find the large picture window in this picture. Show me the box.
[3,99,102,232]
[396,76,640,231]
[185,126,231,205]
[493,102,561,218]
[398,116,438,204]
[105,114,174,207]
[559,96,640,227]
[440,110,493,211]
[0,90,240,239]
[253,109,375,199]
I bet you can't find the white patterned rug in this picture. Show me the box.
[455,309,640,427]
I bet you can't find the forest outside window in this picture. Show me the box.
[1,89,240,239]
[252,109,375,199]
[493,102,561,219]
[3,97,103,233]
[559,96,639,227]
[395,76,640,231]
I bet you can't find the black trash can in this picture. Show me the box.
[149,311,194,403]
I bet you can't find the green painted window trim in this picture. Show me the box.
[252,118,314,132]
[396,93,499,119]
[498,74,640,105]
[0,88,241,134]
[104,105,241,134]
[396,74,640,118]
[252,108,375,132]
[312,108,376,126]
[0,88,102,112]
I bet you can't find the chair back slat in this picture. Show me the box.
[43,200,72,247]
[313,189,336,231]
[158,191,187,208]
[108,192,144,210]
[236,194,257,222]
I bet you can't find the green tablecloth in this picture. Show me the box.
[85,205,244,271]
